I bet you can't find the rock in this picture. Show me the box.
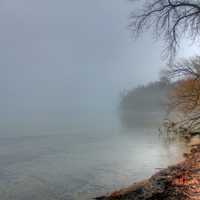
[96,143,200,200]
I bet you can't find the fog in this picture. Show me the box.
[0,0,198,136]
[1,1,199,199]
[0,0,164,127]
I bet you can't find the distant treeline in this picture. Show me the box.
[119,80,171,128]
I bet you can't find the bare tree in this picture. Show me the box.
[162,56,200,138]
[130,0,200,60]
[165,55,200,79]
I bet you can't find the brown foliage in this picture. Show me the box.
[169,78,200,113]
[161,56,200,136]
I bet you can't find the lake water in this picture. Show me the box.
[0,111,187,200]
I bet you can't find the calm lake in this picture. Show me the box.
[0,111,187,200]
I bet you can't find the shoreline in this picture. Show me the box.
[95,141,200,200]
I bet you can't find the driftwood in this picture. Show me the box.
[96,143,200,200]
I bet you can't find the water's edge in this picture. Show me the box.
[96,140,199,200]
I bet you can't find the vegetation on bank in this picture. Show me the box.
[119,79,170,128]
[103,1,200,199]
[128,0,200,138]
[159,56,200,139]
[119,56,200,139]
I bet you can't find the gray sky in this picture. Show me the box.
[0,0,199,124]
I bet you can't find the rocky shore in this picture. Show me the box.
[96,142,200,200]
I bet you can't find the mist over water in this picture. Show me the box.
[0,0,193,199]
[0,105,187,200]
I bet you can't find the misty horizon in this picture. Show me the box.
[0,1,199,199]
